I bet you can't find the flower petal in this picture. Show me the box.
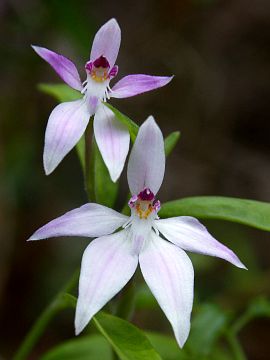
[90,18,121,68]
[156,217,247,269]
[111,74,173,98]
[94,104,130,182]
[127,116,165,195]
[28,203,128,240]
[75,229,138,334]
[32,45,82,91]
[43,99,89,175]
[139,232,194,348]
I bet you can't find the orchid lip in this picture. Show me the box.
[128,188,161,219]
[85,56,111,83]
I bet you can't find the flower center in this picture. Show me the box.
[128,188,161,220]
[85,56,110,83]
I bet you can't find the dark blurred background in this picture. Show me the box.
[1,0,270,359]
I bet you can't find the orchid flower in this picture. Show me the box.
[32,18,173,181]
[29,117,246,348]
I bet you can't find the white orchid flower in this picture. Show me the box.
[29,117,246,347]
[32,19,173,181]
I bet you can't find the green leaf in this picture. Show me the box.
[41,335,112,360]
[159,196,270,231]
[146,332,188,360]
[94,312,162,360]
[164,131,181,156]
[104,103,139,142]
[186,304,228,357]
[38,83,82,102]
[247,297,270,317]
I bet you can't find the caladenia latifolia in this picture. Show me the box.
[14,18,270,360]
[28,117,246,348]
[32,18,173,181]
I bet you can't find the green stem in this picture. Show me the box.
[13,270,79,360]
[84,124,96,201]
[225,331,247,360]
[231,312,252,335]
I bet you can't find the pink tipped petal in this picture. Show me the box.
[90,18,121,68]
[139,233,194,348]
[127,116,165,195]
[32,45,82,91]
[75,229,138,334]
[43,99,89,175]
[94,104,130,182]
[111,75,173,98]
[156,217,247,269]
[28,203,128,241]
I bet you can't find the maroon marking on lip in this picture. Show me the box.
[93,55,110,68]
[138,188,155,201]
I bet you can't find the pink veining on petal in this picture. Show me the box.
[28,203,128,241]
[127,116,165,196]
[111,74,173,99]
[75,229,138,335]
[90,18,121,69]
[43,99,90,175]
[94,104,130,182]
[156,216,247,269]
[32,45,82,91]
[139,233,194,348]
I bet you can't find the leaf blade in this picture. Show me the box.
[38,83,82,102]
[40,335,112,360]
[94,312,162,360]
[159,196,270,231]
[164,131,181,157]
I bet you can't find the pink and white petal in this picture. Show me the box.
[32,45,82,91]
[156,217,247,269]
[75,229,138,334]
[28,203,128,240]
[111,74,173,98]
[139,233,194,348]
[43,99,90,175]
[127,116,165,195]
[94,104,130,182]
[90,18,121,68]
